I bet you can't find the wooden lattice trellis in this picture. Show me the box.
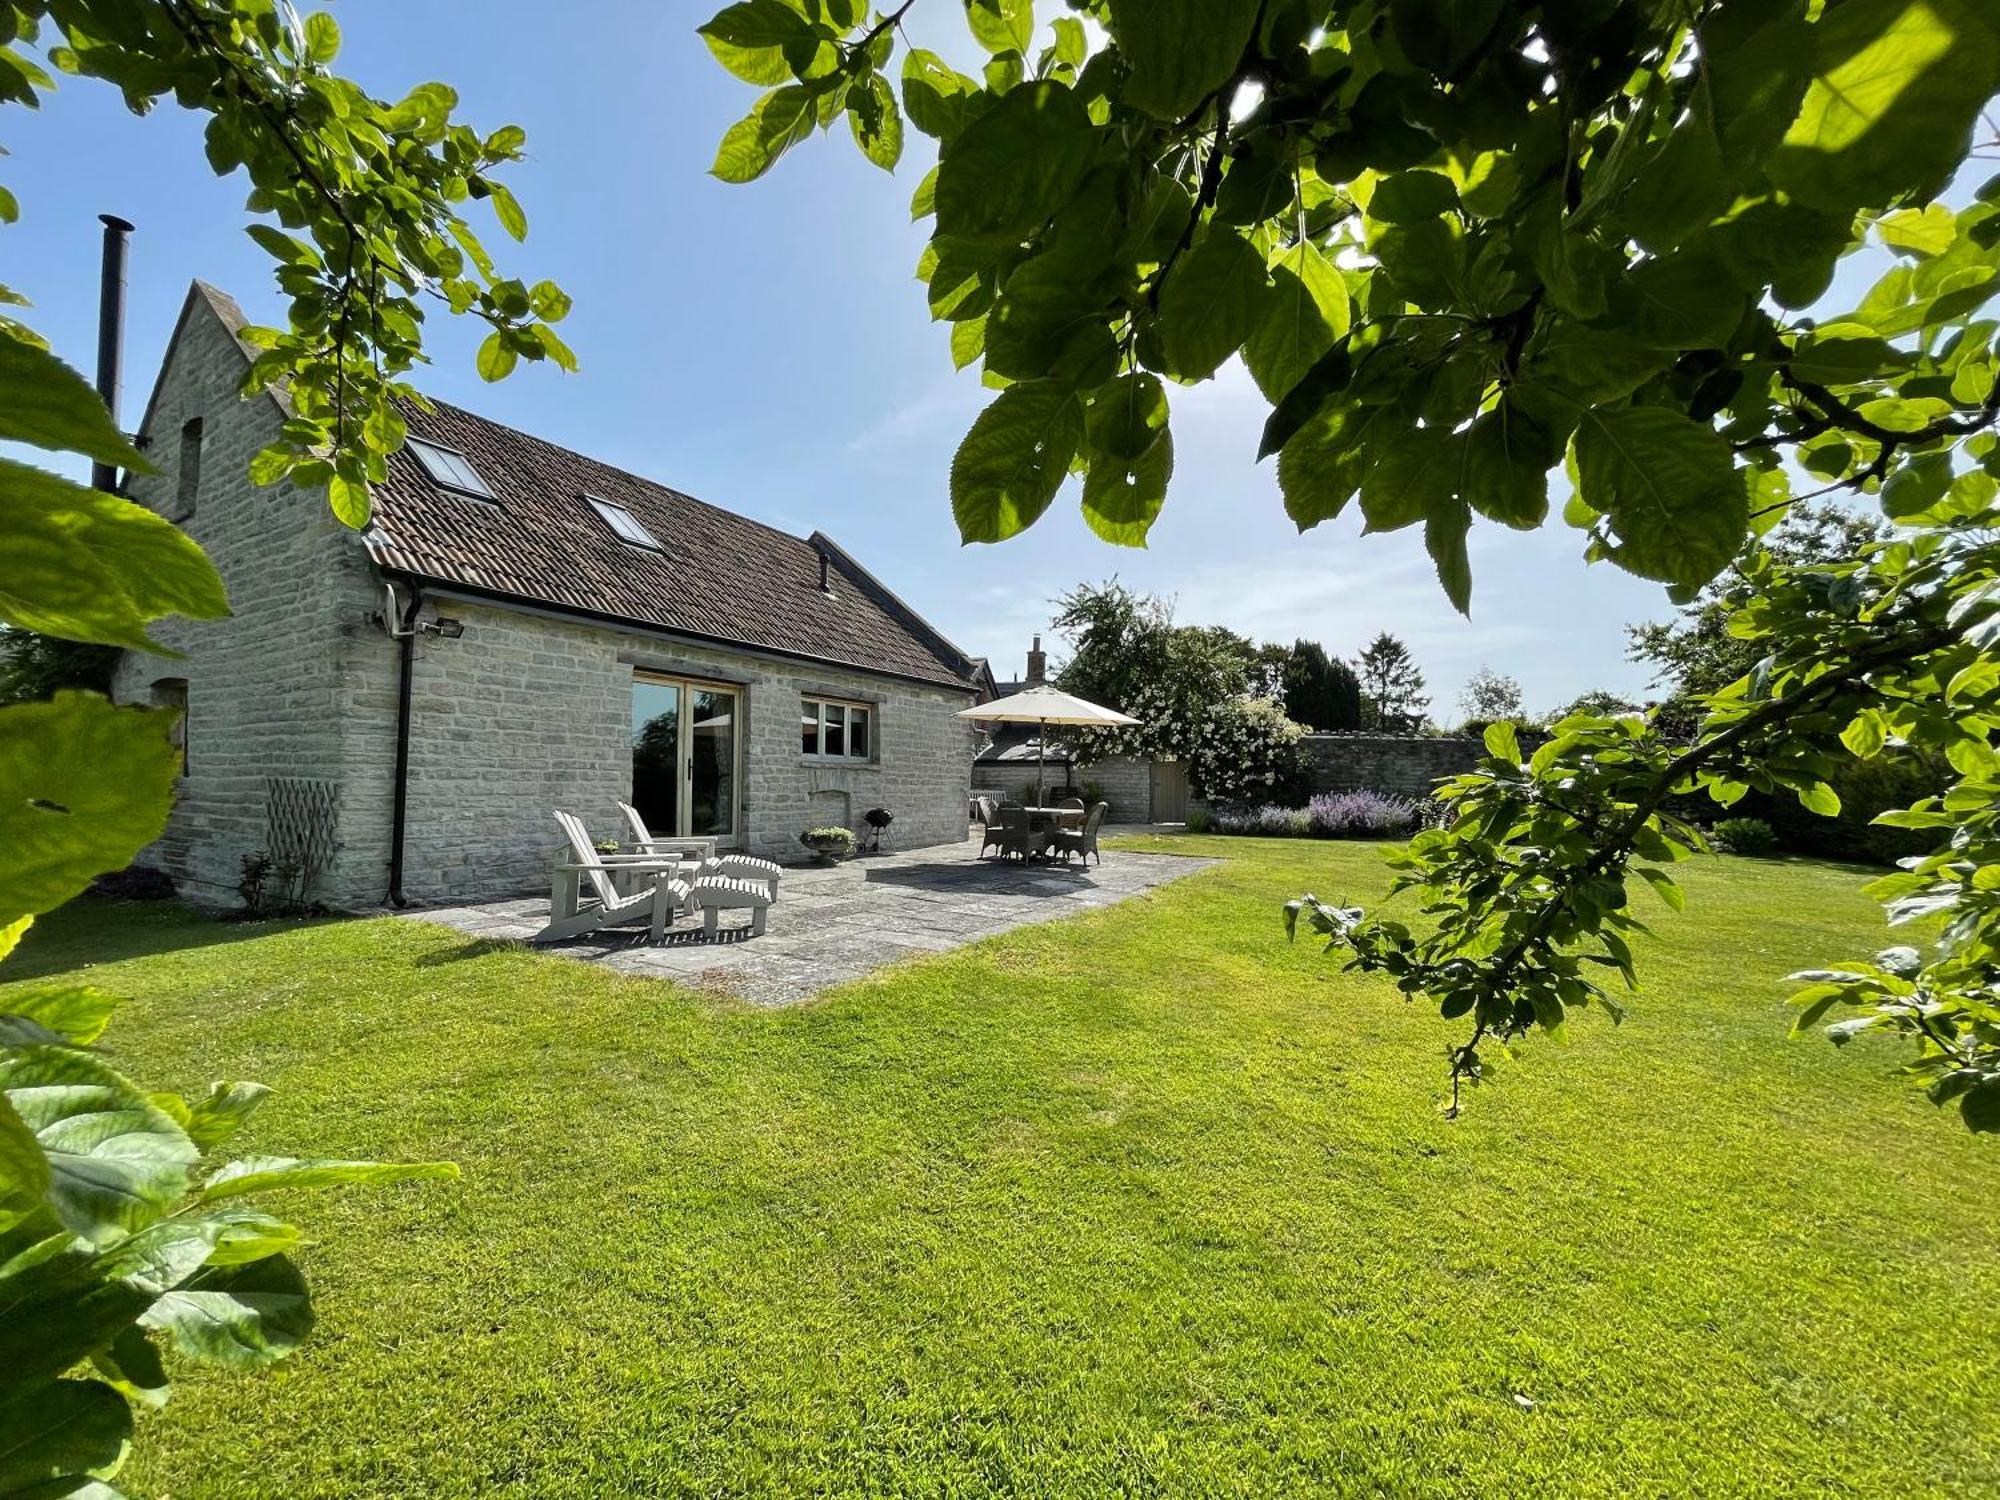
[265,776,340,902]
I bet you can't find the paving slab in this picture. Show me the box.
[400,832,1216,1006]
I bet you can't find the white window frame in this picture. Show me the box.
[406,437,495,499]
[802,695,873,762]
[585,494,662,550]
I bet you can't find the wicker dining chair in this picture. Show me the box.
[1051,802,1109,867]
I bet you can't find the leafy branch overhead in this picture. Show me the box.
[703,0,2000,607]
[0,6,559,1491]
[7,0,571,530]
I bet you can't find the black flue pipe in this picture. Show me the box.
[91,214,135,494]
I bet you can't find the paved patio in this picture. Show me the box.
[402,833,1217,1005]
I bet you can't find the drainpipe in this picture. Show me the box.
[385,582,424,907]
[91,214,135,493]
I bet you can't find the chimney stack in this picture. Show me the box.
[1026,633,1046,686]
[91,213,135,494]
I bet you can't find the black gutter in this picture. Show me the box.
[91,214,134,493]
[385,584,424,907]
[377,567,978,695]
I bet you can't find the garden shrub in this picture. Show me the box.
[1190,696,1311,808]
[1712,817,1778,856]
[1212,804,1312,837]
[1306,790,1422,838]
[1184,805,1213,834]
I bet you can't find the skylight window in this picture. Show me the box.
[585,495,661,551]
[407,437,494,499]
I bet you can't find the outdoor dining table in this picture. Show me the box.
[1022,805,1086,830]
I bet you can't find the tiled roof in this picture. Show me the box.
[363,397,977,691]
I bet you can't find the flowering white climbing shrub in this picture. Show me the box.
[1076,692,1308,807]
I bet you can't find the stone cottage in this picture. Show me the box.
[114,282,983,907]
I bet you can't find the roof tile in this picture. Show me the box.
[365,397,974,690]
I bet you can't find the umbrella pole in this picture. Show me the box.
[1035,716,1046,806]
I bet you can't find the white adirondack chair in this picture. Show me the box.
[617,802,719,865]
[535,810,686,945]
[617,801,782,904]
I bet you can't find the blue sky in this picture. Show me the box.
[5,1,1858,717]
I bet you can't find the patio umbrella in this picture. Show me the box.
[957,684,1140,807]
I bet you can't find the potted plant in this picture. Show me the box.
[799,825,856,862]
[863,806,894,853]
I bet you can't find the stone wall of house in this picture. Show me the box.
[1300,733,1486,800]
[114,284,979,910]
[111,288,371,907]
[328,596,979,905]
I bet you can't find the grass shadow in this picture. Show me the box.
[3,898,353,980]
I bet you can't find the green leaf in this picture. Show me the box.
[140,1253,313,1370]
[950,381,1083,542]
[1155,227,1273,381]
[1482,721,1521,763]
[1359,424,1453,535]
[1796,780,1842,817]
[1081,426,1173,546]
[1429,495,1473,613]
[1368,170,1460,224]
[0,1379,131,1491]
[1636,865,1685,912]
[1524,326,1668,402]
[1571,406,1747,587]
[198,1155,460,1203]
[1460,398,1555,530]
[1051,16,1086,67]
[1840,708,1888,758]
[0,336,151,470]
[1242,242,1349,404]
[902,49,980,141]
[710,84,817,184]
[182,1083,272,1154]
[1391,0,1502,74]
[0,1044,198,1246]
[1274,396,1398,529]
[93,1325,169,1411]
[1107,0,1261,121]
[475,331,517,383]
[486,181,527,242]
[1258,338,1354,461]
[847,72,903,171]
[700,0,808,55]
[0,985,120,1046]
[1085,372,1169,463]
[0,1092,50,1234]
[528,280,572,322]
[0,694,182,927]
[935,82,1098,242]
[531,323,579,374]
[1614,252,1745,349]
[1961,1079,2000,1134]
[1768,0,1999,213]
[0,458,229,649]
[965,0,1033,56]
[326,469,370,531]
[302,11,340,64]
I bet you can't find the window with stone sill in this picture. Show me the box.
[173,417,202,521]
[802,696,872,762]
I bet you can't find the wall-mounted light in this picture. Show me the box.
[422,617,465,639]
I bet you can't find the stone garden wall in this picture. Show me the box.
[1300,733,1488,800]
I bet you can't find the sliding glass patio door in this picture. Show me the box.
[631,672,739,845]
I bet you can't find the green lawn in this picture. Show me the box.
[10,837,1997,1497]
